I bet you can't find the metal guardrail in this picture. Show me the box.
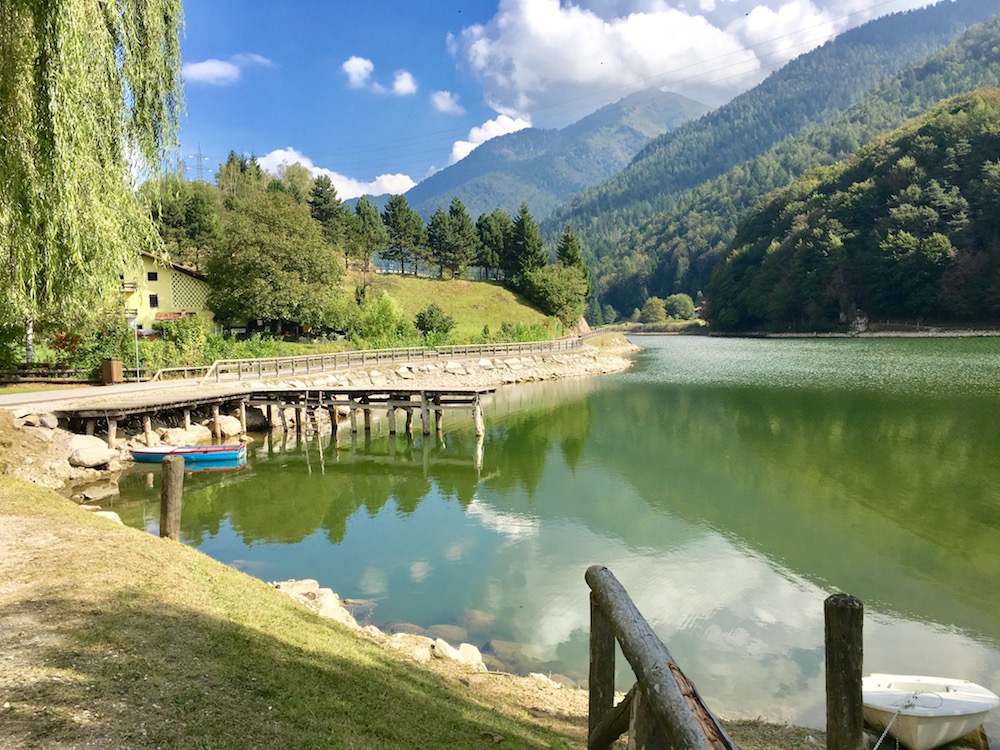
[150,365,214,382]
[199,336,589,385]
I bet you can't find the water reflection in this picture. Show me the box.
[112,337,1000,738]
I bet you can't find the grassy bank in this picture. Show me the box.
[0,468,823,749]
[363,274,556,341]
[0,477,586,749]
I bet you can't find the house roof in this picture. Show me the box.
[139,251,208,282]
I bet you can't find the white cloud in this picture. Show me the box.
[342,57,419,97]
[342,56,375,89]
[448,114,531,165]
[257,147,416,199]
[456,0,935,126]
[182,53,272,86]
[392,70,418,95]
[431,90,466,115]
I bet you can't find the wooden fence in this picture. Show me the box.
[586,566,865,750]
[586,565,739,750]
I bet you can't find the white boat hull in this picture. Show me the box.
[862,674,999,750]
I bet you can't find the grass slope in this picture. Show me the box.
[362,274,558,340]
[0,476,582,749]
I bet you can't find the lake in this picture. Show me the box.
[111,335,1000,737]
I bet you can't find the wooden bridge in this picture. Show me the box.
[51,386,495,448]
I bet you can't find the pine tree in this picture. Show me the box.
[476,209,513,280]
[350,197,388,278]
[381,195,426,274]
[507,202,547,290]
[309,175,352,250]
[556,225,592,295]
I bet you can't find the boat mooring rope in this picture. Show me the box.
[871,696,916,750]
[871,691,947,750]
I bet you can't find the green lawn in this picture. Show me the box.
[363,274,558,341]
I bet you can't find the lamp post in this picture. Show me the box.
[127,315,140,381]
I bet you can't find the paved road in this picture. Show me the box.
[0,378,229,409]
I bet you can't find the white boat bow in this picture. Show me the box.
[862,674,999,750]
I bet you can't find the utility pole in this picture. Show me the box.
[188,144,209,182]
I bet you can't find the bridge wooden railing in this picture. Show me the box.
[585,565,740,750]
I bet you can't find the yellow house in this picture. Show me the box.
[123,253,215,332]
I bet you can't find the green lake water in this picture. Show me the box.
[110,336,1000,735]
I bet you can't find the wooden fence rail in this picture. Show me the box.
[585,565,740,750]
[199,335,588,384]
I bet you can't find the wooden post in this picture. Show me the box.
[590,592,617,742]
[434,397,443,434]
[421,392,431,436]
[183,409,191,430]
[85,418,96,436]
[160,455,184,541]
[211,404,221,442]
[265,404,273,431]
[825,593,864,750]
[585,565,739,750]
[106,417,118,448]
[295,407,304,439]
[363,406,372,433]
[238,401,247,434]
[143,414,153,446]
[349,404,358,433]
[327,406,339,436]
[404,407,413,435]
[278,403,288,434]
[387,405,397,435]
[630,690,670,750]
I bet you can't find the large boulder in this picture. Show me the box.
[205,414,242,437]
[68,434,118,468]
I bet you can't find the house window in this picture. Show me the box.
[149,294,160,308]
[147,270,159,282]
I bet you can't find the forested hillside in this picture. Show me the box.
[405,89,709,221]
[541,0,999,312]
[594,13,1000,315]
[705,89,1000,331]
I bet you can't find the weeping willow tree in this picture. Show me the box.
[0,0,183,361]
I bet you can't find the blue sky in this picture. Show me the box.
[178,0,938,199]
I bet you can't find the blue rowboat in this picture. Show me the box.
[129,444,247,464]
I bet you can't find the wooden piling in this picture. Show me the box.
[387,405,397,435]
[295,407,304,439]
[106,417,117,448]
[265,404,273,431]
[160,455,184,541]
[590,590,617,738]
[238,401,247,434]
[825,593,864,750]
[349,404,358,433]
[85,418,95,436]
[363,406,372,433]
[183,408,191,430]
[278,403,288,434]
[404,407,413,435]
[211,404,221,442]
[421,392,431,436]
[143,414,153,446]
